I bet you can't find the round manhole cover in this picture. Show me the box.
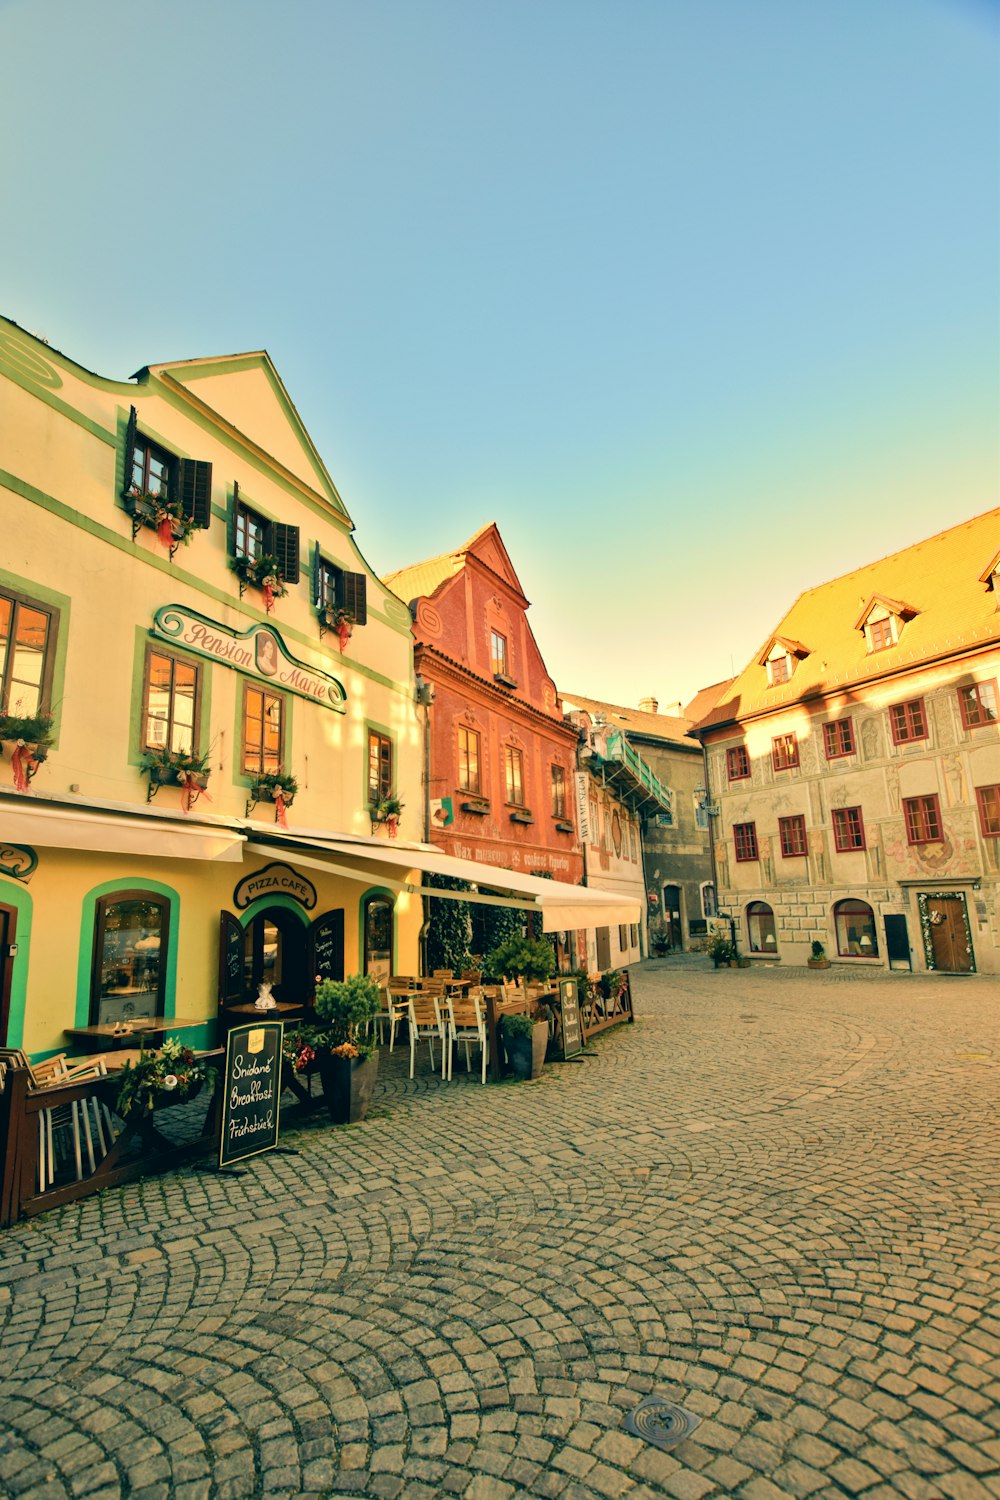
[622,1395,701,1450]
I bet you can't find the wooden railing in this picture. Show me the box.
[580,969,634,1040]
[0,1055,223,1228]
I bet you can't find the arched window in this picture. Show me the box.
[90,890,170,1025]
[363,894,394,985]
[746,901,777,954]
[834,899,878,957]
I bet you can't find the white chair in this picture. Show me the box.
[407,994,445,1079]
[445,990,488,1084]
[382,980,414,1053]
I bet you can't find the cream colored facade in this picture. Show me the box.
[695,511,1000,974]
[0,318,423,1053]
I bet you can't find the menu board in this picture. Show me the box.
[558,978,583,1058]
[311,909,344,984]
[219,1021,283,1167]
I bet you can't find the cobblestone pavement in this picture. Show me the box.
[1,958,999,1500]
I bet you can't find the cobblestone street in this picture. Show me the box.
[1,958,998,1499]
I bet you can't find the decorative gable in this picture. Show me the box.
[853,594,918,652]
[758,636,809,687]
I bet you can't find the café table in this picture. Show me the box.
[64,1017,204,1051]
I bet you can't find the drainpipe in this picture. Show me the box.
[415,675,435,972]
[699,738,729,946]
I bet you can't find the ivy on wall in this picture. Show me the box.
[426,875,473,973]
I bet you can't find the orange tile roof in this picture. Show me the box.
[381,522,496,602]
[695,506,1000,731]
[559,691,698,748]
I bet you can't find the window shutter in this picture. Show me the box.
[272,523,300,584]
[177,459,213,528]
[230,481,240,556]
[312,546,323,607]
[339,570,367,625]
[218,909,244,1008]
[122,405,137,498]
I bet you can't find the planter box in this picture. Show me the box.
[509,810,534,825]
[493,671,518,691]
[252,783,295,807]
[318,1052,379,1124]
[461,800,490,816]
[554,820,575,834]
[147,765,209,790]
[530,1020,548,1079]
[807,958,830,969]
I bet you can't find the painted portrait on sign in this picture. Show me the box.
[255,632,279,676]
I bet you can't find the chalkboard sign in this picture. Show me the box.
[219,1021,283,1167]
[310,909,344,985]
[558,978,583,1058]
[218,910,244,1008]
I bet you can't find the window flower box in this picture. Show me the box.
[554,819,575,834]
[461,798,490,816]
[125,489,197,556]
[371,795,404,838]
[141,750,211,812]
[248,772,298,827]
[493,671,518,691]
[318,604,355,651]
[1,709,54,795]
[230,553,289,614]
[509,809,534,825]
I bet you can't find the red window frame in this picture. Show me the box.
[771,733,799,771]
[832,806,866,852]
[890,699,927,745]
[903,794,942,845]
[958,681,998,730]
[976,784,1000,837]
[727,745,750,781]
[868,616,894,651]
[778,815,808,857]
[823,719,855,759]
[733,822,758,862]
[768,654,791,685]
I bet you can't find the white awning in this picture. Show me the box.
[0,797,246,863]
[244,829,641,931]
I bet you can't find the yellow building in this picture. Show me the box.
[692,509,1000,974]
[0,318,641,1057]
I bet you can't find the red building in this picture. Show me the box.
[383,524,584,889]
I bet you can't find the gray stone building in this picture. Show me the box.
[561,693,714,951]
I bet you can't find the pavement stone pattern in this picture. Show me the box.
[0,956,998,1499]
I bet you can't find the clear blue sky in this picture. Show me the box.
[3,0,997,709]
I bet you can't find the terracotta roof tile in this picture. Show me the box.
[559,691,698,748]
[381,522,497,602]
[696,506,1000,731]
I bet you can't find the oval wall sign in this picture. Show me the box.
[234,862,317,911]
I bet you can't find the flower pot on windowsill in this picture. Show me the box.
[493,672,518,691]
[2,738,49,794]
[554,819,575,834]
[318,605,355,651]
[461,799,490,816]
[509,809,534,825]
[125,490,196,552]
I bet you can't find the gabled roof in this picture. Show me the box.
[694,506,1000,732]
[685,679,735,727]
[133,350,348,516]
[756,635,810,667]
[560,691,697,749]
[852,593,918,631]
[382,521,527,604]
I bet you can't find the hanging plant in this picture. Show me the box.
[230,553,288,613]
[141,747,212,812]
[371,794,404,838]
[252,770,299,828]
[0,707,54,795]
[126,488,197,551]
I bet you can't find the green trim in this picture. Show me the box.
[359,886,398,975]
[75,877,181,1030]
[237,894,311,929]
[128,626,214,770]
[0,565,71,750]
[0,879,33,1049]
[0,468,415,699]
[0,330,117,448]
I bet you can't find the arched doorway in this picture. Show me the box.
[362,892,394,985]
[661,885,682,950]
[747,901,778,954]
[242,903,310,1002]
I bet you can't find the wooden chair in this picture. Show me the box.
[432,968,455,980]
[384,979,416,1052]
[407,994,445,1079]
[445,990,488,1084]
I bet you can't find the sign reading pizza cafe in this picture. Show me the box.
[153,605,346,712]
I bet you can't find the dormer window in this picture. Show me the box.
[978,550,1000,607]
[759,636,808,688]
[855,595,916,654]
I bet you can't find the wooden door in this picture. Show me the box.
[0,904,15,1046]
[927,896,974,973]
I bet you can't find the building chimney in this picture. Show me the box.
[637,695,658,714]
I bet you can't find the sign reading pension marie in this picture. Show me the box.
[153,605,346,712]
[220,1021,283,1167]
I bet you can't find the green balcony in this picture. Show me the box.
[590,730,674,818]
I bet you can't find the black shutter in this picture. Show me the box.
[339,570,367,625]
[230,481,240,556]
[272,523,300,584]
[122,405,137,498]
[312,546,323,607]
[177,459,213,528]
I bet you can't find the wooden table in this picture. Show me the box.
[222,1002,305,1020]
[64,1018,204,1050]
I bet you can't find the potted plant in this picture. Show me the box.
[499,1009,548,1081]
[125,487,196,553]
[312,973,381,1123]
[141,747,211,811]
[230,552,288,614]
[707,930,735,968]
[807,940,830,969]
[250,770,298,827]
[0,706,54,794]
[484,935,556,985]
[371,794,404,838]
[115,1038,213,1117]
[319,604,354,652]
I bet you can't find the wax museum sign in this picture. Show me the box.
[152,606,346,712]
